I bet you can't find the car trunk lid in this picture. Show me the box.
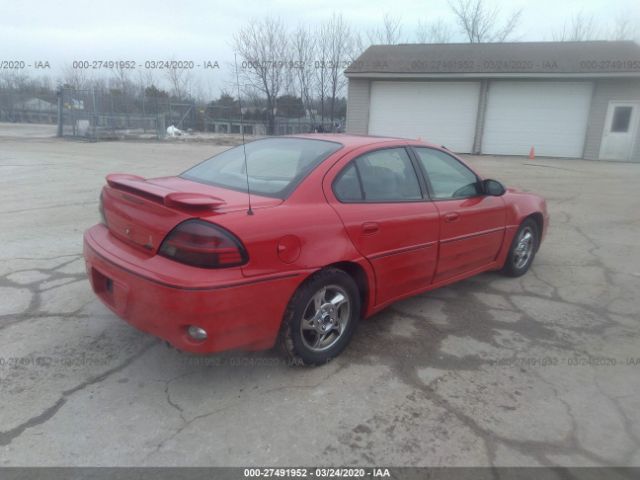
[102,174,281,254]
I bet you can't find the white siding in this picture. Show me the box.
[346,79,371,135]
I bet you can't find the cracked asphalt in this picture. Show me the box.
[1,131,639,467]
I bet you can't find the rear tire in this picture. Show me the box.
[501,218,539,277]
[279,268,360,366]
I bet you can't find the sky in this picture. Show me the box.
[1,0,639,97]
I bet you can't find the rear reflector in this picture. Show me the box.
[159,220,248,268]
[187,326,208,341]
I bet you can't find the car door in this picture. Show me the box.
[411,147,506,283]
[326,146,440,306]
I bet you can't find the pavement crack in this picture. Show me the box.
[594,376,640,464]
[147,365,341,459]
[3,202,98,215]
[0,398,67,448]
[0,340,157,447]
[0,254,81,263]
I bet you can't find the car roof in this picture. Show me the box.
[289,133,442,150]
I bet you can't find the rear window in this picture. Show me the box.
[181,137,342,198]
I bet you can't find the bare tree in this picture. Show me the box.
[318,13,354,126]
[352,31,369,57]
[61,64,89,90]
[315,21,331,126]
[280,56,297,98]
[34,74,53,93]
[165,64,193,100]
[551,9,640,42]
[189,77,205,104]
[449,0,522,42]
[609,11,639,41]
[110,63,132,94]
[552,11,600,41]
[415,19,454,43]
[0,71,31,91]
[89,77,107,93]
[367,13,403,44]
[328,14,352,124]
[136,69,156,96]
[234,17,289,134]
[292,24,316,122]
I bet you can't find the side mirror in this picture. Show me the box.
[482,179,506,196]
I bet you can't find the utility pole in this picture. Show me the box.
[56,87,63,137]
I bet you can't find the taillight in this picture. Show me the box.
[159,220,248,268]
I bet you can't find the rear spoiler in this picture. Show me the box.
[105,174,226,210]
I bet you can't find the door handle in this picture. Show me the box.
[361,222,380,235]
[444,212,460,223]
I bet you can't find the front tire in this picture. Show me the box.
[501,218,539,277]
[279,268,360,366]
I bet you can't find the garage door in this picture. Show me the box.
[368,81,480,153]
[482,81,593,158]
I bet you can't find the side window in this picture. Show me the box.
[333,163,363,201]
[414,148,481,199]
[334,148,422,202]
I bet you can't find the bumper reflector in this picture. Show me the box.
[187,325,208,341]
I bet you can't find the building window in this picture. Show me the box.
[611,106,632,133]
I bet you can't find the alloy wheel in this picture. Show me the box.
[513,226,534,269]
[299,285,351,352]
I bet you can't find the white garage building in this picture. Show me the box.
[345,41,640,162]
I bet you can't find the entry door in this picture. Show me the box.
[328,147,440,306]
[600,102,640,161]
[412,147,506,282]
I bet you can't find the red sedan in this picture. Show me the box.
[84,135,548,365]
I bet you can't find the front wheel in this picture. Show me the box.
[501,218,539,277]
[279,268,360,366]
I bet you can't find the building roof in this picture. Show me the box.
[345,41,640,78]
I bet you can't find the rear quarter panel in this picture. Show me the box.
[200,144,376,303]
[217,202,365,278]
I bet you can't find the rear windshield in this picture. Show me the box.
[181,137,343,199]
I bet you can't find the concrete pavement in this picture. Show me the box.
[1,136,639,467]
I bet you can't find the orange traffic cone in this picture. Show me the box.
[529,146,535,160]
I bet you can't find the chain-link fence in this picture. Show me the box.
[1,88,345,140]
[59,88,345,140]
[59,88,172,140]
[0,92,58,124]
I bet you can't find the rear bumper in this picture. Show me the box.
[83,224,303,354]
